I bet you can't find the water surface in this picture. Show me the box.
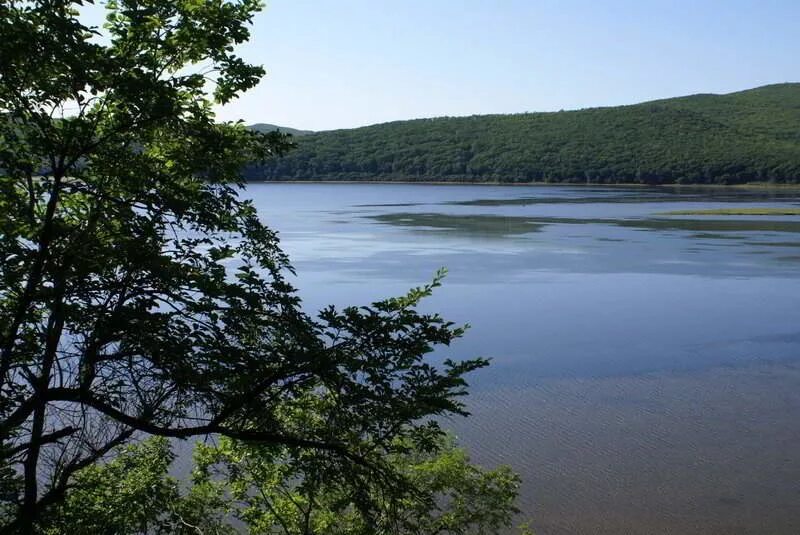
[247,183,800,535]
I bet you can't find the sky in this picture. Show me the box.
[86,0,800,131]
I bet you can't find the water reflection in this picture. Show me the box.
[245,183,800,535]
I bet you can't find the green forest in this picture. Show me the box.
[247,83,800,184]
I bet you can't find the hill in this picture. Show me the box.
[245,84,800,184]
[249,123,314,136]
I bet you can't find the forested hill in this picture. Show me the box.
[249,123,314,136]
[245,83,800,184]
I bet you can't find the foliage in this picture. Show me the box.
[247,83,800,184]
[40,437,228,535]
[191,434,521,535]
[0,1,490,532]
[42,435,521,535]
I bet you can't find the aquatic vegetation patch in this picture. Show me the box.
[619,218,800,233]
[368,213,545,236]
[659,207,800,216]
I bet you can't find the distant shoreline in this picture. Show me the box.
[248,180,800,190]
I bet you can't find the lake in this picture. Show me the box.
[246,183,800,535]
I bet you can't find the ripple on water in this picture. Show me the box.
[450,362,800,535]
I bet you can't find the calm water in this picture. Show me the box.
[246,183,800,535]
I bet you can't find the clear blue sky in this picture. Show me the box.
[89,1,800,131]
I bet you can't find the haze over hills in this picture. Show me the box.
[245,84,800,184]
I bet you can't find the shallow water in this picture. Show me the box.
[246,183,800,534]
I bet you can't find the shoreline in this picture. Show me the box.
[248,179,800,190]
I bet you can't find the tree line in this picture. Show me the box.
[247,83,800,184]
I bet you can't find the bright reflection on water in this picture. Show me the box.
[246,183,800,535]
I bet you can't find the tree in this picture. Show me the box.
[191,435,520,535]
[39,438,206,535]
[41,435,521,535]
[0,1,490,531]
